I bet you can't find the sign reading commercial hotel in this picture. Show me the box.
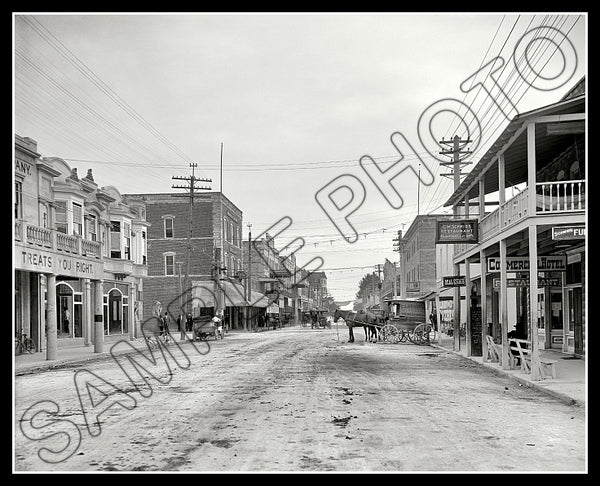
[487,255,566,273]
[552,225,585,240]
[435,219,479,244]
[443,276,466,287]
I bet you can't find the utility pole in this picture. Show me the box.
[172,164,212,328]
[374,263,383,308]
[439,134,472,351]
[246,222,252,331]
[393,228,405,298]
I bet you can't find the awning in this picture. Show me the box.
[248,290,268,308]
[190,281,217,308]
[191,280,247,308]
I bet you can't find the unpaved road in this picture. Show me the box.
[14,325,585,472]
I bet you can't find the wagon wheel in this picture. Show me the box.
[412,323,434,345]
[382,324,399,344]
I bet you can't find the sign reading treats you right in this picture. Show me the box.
[486,255,566,273]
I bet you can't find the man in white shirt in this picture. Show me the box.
[212,313,223,339]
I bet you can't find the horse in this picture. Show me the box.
[334,309,385,343]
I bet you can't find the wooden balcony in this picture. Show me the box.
[454,180,585,259]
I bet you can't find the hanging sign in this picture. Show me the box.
[552,226,585,240]
[436,219,479,244]
[443,276,466,287]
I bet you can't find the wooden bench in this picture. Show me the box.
[509,338,558,379]
[485,335,502,363]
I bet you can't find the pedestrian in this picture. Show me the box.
[176,314,182,332]
[212,313,223,339]
[163,312,171,333]
[186,313,193,332]
[63,306,71,334]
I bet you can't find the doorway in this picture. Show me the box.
[568,286,584,356]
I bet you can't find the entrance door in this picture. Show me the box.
[569,287,584,355]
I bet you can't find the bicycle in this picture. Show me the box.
[15,332,36,355]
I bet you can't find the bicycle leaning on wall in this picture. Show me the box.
[15,331,36,355]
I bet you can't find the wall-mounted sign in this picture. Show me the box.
[436,219,479,244]
[492,277,560,289]
[443,276,466,287]
[15,158,33,177]
[552,335,564,344]
[552,226,585,240]
[14,244,104,280]
[487,255,566,273]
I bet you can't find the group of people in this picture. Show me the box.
[157,309,226,340]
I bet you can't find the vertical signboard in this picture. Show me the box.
[470,306,482,356]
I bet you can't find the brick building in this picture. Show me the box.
[125,191,247,328]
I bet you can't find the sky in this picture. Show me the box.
[13,12,587,301]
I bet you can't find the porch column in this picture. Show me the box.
[500,239,509,370]
[94,280,104,353]
[45,273,57,361]
[453,262,461,351]
[480,249,488,361]
[465,257,472,355]
[84,278,92,346]
[528,225,541,380]
[478,179,485,219]
[498,153,506,206]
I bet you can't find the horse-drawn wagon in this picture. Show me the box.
[192,315,219,341]
[334,299,436,345]
[380,298,436,344]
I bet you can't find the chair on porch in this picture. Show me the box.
[485,335,501,363]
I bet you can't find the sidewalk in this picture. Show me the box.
[14,331,199,376]
[433,334,586,407]
[14,325,292,376]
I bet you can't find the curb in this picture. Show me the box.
[14,338,206,377]
[431,344,584,408]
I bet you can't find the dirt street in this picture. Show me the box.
[14,325,585,472]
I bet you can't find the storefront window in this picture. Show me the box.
[551,291,563,329]
[74,293,83,338]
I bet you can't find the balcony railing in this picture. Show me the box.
[16,223,103,260]
[454,180,585,259]
[536,179,585,213]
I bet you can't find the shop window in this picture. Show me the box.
[73,203,83,236]
[165,254,175,276]
[566,261,582,285]
[124,222,131,260]
[108,289,123,335]
[110,221,121,258]
[15,181,22,219]
[87,215,97,242]
[55,201,68,234]
[164,217,174,238]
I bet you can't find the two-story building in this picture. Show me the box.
[14,135,148,359]
[443,77,585,378]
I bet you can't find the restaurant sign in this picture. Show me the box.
[443,276,466,287]
[492,277,561,289]
[552,225,585,240]
[487,255,566,273]
[436,219,479,244]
